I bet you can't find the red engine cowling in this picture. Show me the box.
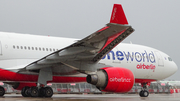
[86,67,134,93]
[11,82,37,90]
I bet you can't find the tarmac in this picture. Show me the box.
[0,93,180,101]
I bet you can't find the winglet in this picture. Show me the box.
[110,4,128,25]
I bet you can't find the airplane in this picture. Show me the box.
[0,4,177,98]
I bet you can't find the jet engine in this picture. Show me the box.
[86,67,134,92]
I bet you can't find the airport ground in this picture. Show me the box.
[0,93,180,101]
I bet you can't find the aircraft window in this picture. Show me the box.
[43,48,45,51]
[50,48,52,51]
[53,49,55,51]
[21,46,23,49]
[13,45,15,49]
[28,47,30,50]
[46,48,48,51]
[17,46,19,49]
[39,47,41,51]
[24,46,26,50]
[35,47,38,50]
[32,47,34,50]
[168,57,173,61]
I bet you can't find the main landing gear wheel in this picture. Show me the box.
[0,86,5,96]
[21,86,30,97]
[44,87,53,97]
[38,87,45,97]
[29,87,39,97]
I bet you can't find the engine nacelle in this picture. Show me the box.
[87,67,134,93]
[11,82,37,90]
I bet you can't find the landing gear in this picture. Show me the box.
[139,90,149,97]
[38,87,45,97]
[44,87,53,97]
[29,87,39,97]
[0,86,5,96]
[38,87,53,97]
[139,83,149,97]
[21,86,30,97]
[21,86,53,97]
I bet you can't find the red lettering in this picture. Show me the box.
[136,64,156,72]
[142,64,146,69]
[136,64,140,69]
[146,65,149,69]
[139,64,142,69]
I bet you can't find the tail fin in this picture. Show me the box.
[110,4,128,25]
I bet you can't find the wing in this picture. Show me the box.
[19,4,134,74]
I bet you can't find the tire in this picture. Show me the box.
[21,86,30,97]
[29,86,39,97]
[44,87,53,97]
[139,90,144,97]
[143,90,149,97]
[139,90,149,97]
[0,86,5,96]
[39,87,45,97]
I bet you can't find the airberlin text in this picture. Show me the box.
[109,77,131,82]
[137,63,156,72]
[102,50,156,63]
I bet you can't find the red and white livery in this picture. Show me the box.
[0,4,177,97]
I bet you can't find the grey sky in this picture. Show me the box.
[0,0,180,80]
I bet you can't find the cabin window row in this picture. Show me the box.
[13,45,58,52]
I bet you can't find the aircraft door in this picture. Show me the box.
[154,51,164,67]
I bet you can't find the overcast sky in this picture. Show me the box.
[0,0,180,80]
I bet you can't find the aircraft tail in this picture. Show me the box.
[110,4,128,25]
